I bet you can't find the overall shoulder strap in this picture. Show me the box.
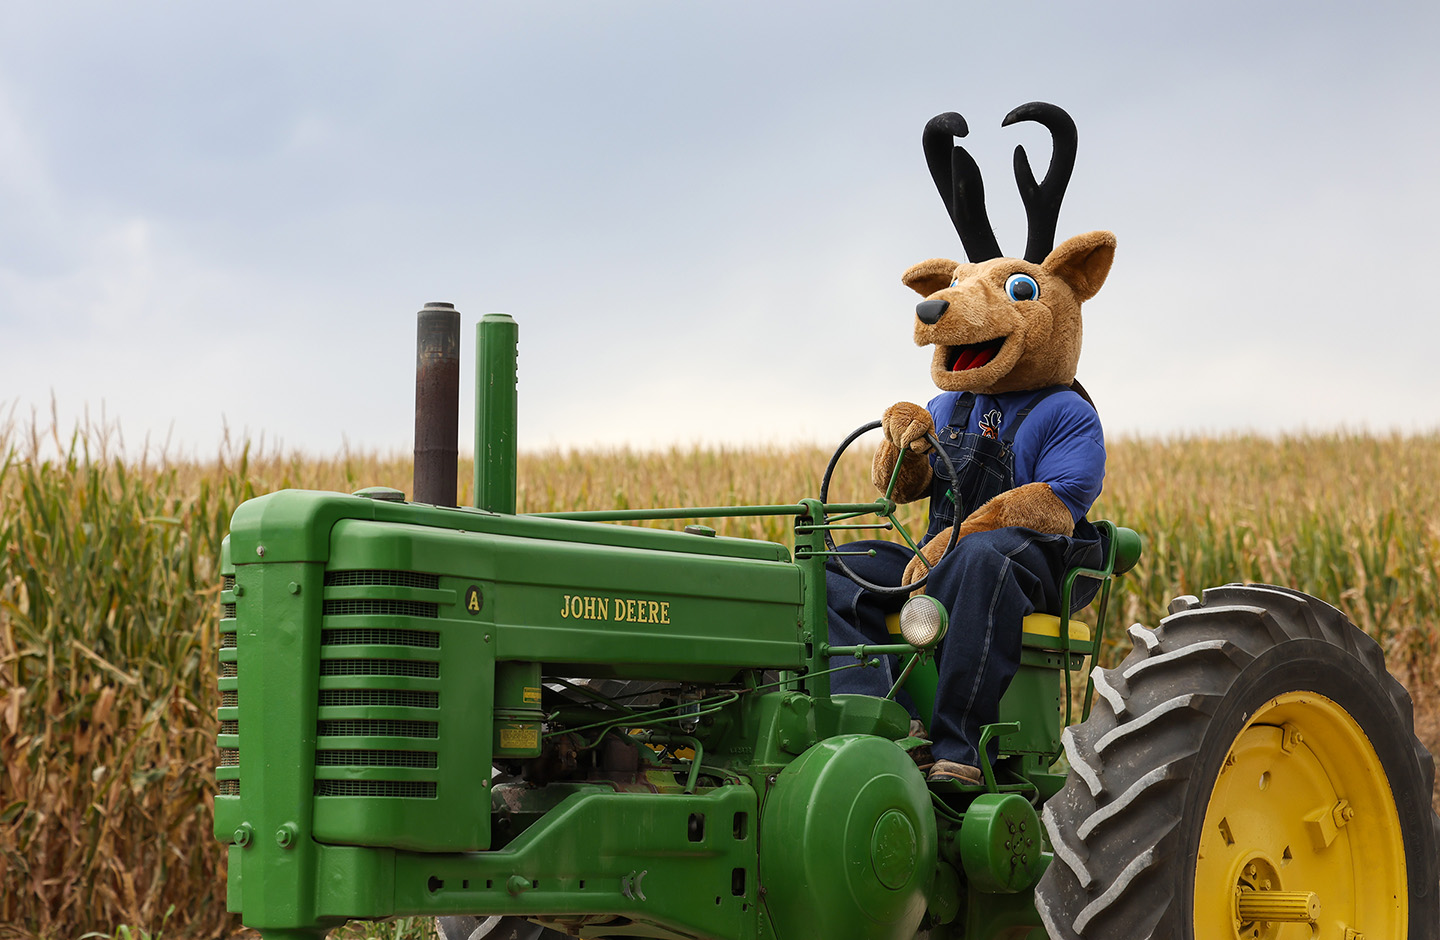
[999,385,1072,445]
[1069,378,1098,416]
[944,392,977,430]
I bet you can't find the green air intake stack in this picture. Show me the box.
[474,313,518,513]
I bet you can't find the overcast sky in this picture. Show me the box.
[3,1,1437,457]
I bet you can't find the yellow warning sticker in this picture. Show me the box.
[499,726,539,750]
[522,687,542,705]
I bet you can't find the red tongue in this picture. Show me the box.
[953,345,998,371]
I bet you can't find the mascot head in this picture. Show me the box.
[902,104,1115,396]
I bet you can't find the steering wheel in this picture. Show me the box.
[818,419,961,596]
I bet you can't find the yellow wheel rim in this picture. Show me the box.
[1194,691,1407,938]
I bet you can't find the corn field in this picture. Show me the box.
[1,413,1438,938]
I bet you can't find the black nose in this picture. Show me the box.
[916,299,949,325]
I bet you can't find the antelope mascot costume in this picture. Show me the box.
[827,103,1116,785]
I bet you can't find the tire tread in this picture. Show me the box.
[1036,585,1440,939]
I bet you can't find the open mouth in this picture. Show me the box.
[946,337,1005,372]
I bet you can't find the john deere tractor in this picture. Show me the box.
[213,309,1439,939]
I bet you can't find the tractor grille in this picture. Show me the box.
[215,569,240,810]
[214,554,471,849]
[314,569,443,808]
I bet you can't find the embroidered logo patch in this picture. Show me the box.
[979,408,1003,439]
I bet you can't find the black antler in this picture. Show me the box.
[1002,101,1077,264]
[923,112,1002,263]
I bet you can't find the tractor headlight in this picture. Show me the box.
[899,595,948,649]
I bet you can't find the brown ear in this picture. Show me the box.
[1042,231,1115,303]
[901,258,959,297]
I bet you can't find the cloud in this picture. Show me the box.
[2,1,1439,460]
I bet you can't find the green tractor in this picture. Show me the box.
[213,311,1439,939]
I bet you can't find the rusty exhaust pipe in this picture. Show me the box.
[413,302,461,506]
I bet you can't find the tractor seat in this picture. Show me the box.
[1018,613,1093,652]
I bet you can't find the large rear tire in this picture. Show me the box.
[1036,583,1439,939]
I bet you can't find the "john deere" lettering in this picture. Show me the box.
[560,593,671,625]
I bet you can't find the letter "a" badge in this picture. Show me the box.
[464,585,483,615]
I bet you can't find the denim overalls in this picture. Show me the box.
[827,386,1105,767]
[921,387,1069,545]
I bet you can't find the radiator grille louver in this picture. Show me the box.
[217,779,240,796]
[319,688,438,709]
[321,628,440,648]
[318,718,439,739]
[324,598,438,618]
[324,570,440,590]
[315,749,438,768]
[319,659,439,679]
[315,780,436,799]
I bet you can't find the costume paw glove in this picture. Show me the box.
[881,402,935,452]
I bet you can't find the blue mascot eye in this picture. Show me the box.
[949,279,957,287]
[1005,273,1039,302]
